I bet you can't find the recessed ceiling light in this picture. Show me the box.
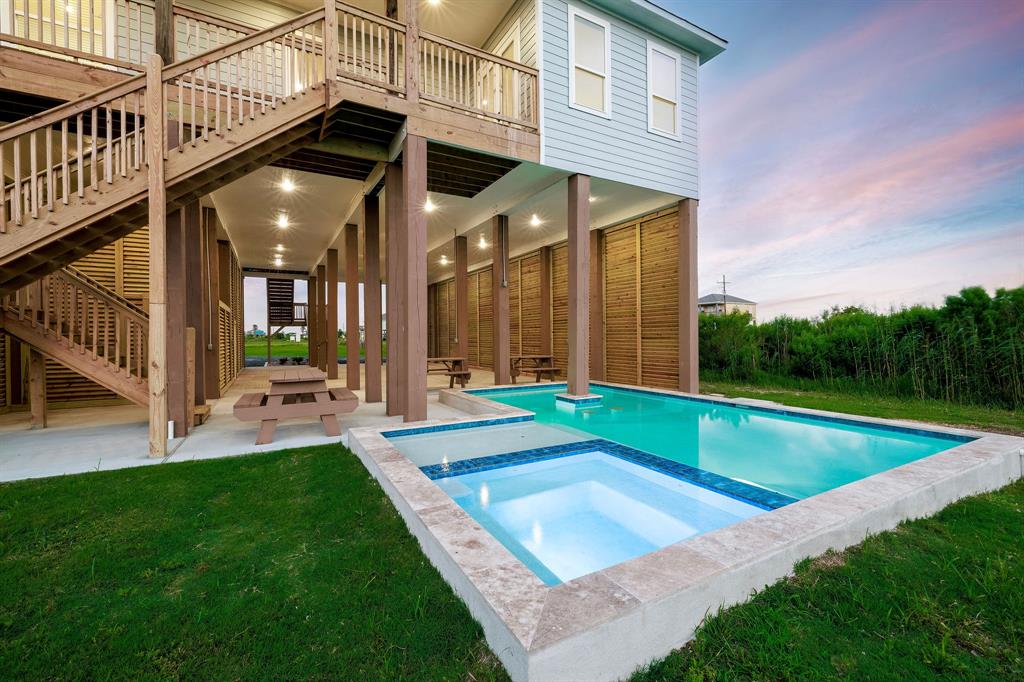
[478,235,488,249]
[275,244,284,252]
[424,198,436,213]
[280,177,296,193]
[588,196,596,203]
[427,0,441,5]
[529,214,541,227]
[439,255,449,265]
[276,213,289,228]
[274,257,283,267]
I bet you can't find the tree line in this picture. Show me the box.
[699,286,1024,409]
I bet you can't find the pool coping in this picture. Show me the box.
[346,382,1023,682]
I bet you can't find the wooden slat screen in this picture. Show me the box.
[519,252,543,355]
[0,334,8,410]
[467,272,479,365]
[477,267,493,369]
[551,244,568,377]
[508,258,521,356]
[639,211,679,389]
[603,223,640,385]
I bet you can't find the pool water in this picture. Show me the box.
[473,385,966,500]
[433,451,764,585]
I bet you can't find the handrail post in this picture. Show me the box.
[146,54,169,458]
[404,0,419,103]
[324,0,338,88]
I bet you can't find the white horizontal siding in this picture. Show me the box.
[540,0,700,197]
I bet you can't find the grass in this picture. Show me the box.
[243,338,387,360]
[2,389,1021,679]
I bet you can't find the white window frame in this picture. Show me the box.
[646,39,681,140]
[567,4,611,118]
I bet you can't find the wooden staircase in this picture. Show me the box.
[0,8,331,296]
[1,266,151,406]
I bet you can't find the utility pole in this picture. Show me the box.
[719,275,730,314]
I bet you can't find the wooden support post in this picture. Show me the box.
[589,230,605,381]
[317,264,328,372]
[203,211,220,399]
[185,202,206,406]
[404,0,419,103]
[539,245,553,356]
[308,274,319,367]
[328,248,341,380]
[265,282,273,365]
[28,349,46,429]
[401,134,427,421]
[363,195,383,402]
[323,0,338,85]
[492,215,511,385]
[146,54,168,458]
[166,207,188,437]
[344,228,359,388]
[384,162,405,416]
[154,0,174,63]
[455,235,469,359]
[567,174,591,397]
[678,198,699,393]
[8,338,23,405]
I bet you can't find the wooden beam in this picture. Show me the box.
[540,245,553,356]
[384,161,404,416]
[363,195,383,402]
[401,134,427,421]
[323,0,338,85]
[185,203,206,406]
[567,174,591,397]
[166,207,188,437]
[455,235,469,359]
[344,228,360,388]
[492,214,511,384]
[317,264,328,372]
[327,249,340,380]
[678,198,699,393]
[308,274,319,367]
[28,349,46,429]
[204,215,221,399]
[306,137,389,161]
[404,0,419,104]
[589,230,605,381]
[146,54,168,458]
[155,0,174,63]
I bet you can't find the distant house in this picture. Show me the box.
[698,294,757,320]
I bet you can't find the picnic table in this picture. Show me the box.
[511,355,557,383]
[233,367,358,444]
[428,356,472,388]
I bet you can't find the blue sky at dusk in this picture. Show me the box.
[656,0,1023,318]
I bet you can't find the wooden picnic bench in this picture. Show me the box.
[428,356,471,388]
[233,368,358,445]
[511,355,558,383]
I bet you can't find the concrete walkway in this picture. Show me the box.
[0,366,489,483]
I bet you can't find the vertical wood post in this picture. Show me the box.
[327,248,340,380]
[323,0,338,86]
[404,0,419,103]
[678,198,699,393]
[166,207,188,437]
[401,134,428,421]
[308,274,319,367]
[146,54,168,457]
[491,214,511,384]
[317,264,328,372]
[363,195,383,402]
[344,228,360,388]
[384,162,405,415]
[185,202,206,406]
[455,235,469,359]
[28,349,46,429]
[539,245,552,356]
[154,0,174,63]
[204,210,220,399]
[567,174,591,397]
[589,230,605,381]
[265,281,273,365]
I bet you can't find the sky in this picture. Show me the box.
[657,0,1024,319]
[246,0,1024,330]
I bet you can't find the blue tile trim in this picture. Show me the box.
[420,438,798,511]
[554,394,602,406]
[381,414,533,438]
[466,383,568,396]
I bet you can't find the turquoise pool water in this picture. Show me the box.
[472,385,966,500]
[433,451,764,585]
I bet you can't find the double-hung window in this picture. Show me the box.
[568,5,610,117]
[647,41,680,138]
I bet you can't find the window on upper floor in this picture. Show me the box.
[568,5,610,117]
[647,41,680,138]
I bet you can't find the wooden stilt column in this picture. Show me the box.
[203,209,220,399]
[384,162,405,416]
[154,0,174,63]
[308,274,318,367]
[492,215,511,384]
[363,194,383,402]
[539,245,552,356]
[567,174,591,397]
[344,227,360,388]
[317,264,328,372]
[166,206,188,437]
[401,134,428,422]
[589,230,605,381]
[327,249,340,379]
[28,349,46,429]
[454,235,469,359]
[146,54,168,457]
[678,198,699,393]
[185,202,206,407]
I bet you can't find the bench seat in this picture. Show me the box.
[515,367,558,383]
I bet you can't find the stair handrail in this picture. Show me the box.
[59,266,149,324]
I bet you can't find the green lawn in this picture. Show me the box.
[244,338,387,360]
[1,390,1021,680]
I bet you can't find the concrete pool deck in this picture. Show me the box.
[346,381,1024,682]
